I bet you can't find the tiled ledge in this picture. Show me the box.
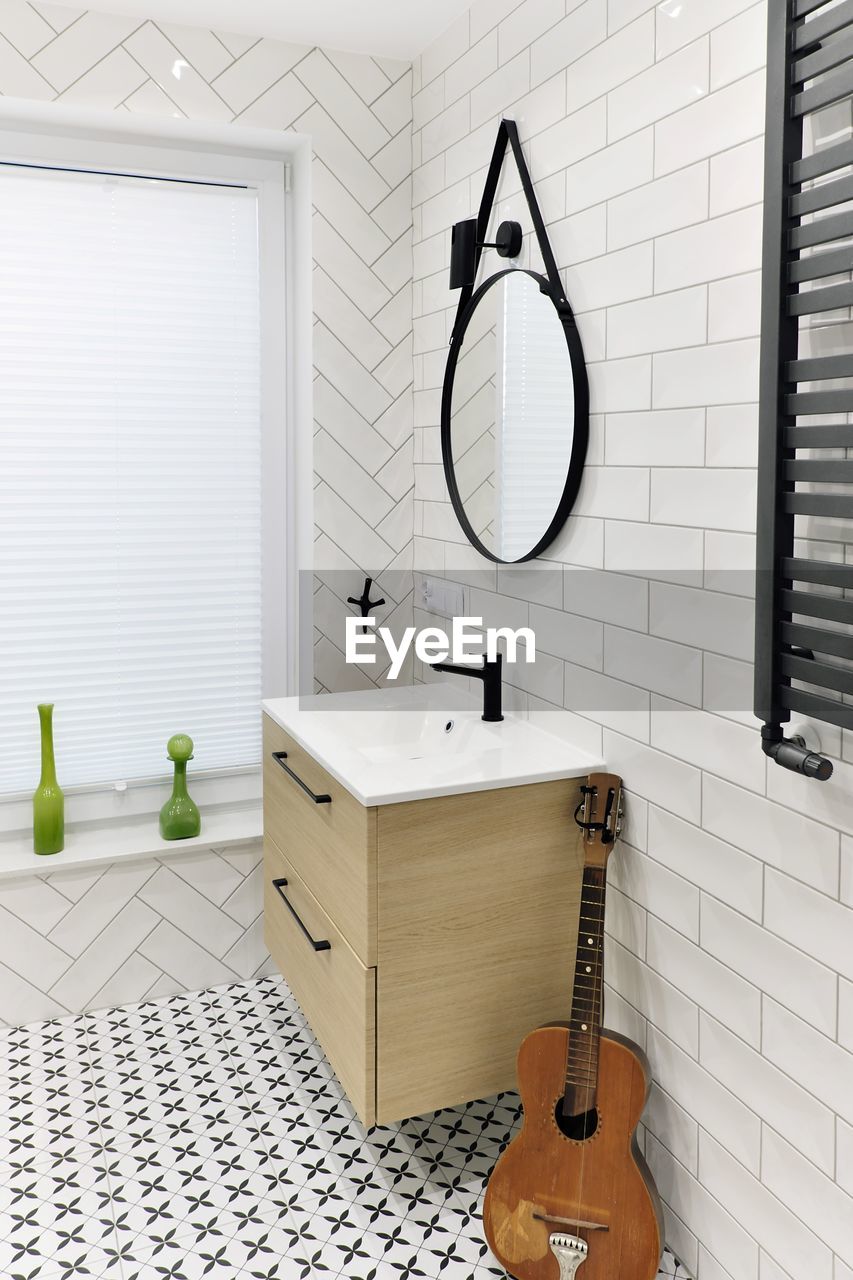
[0,804,262,880]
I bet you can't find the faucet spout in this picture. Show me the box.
[430,653,504,722]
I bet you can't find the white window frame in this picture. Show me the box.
[0,99,313,835]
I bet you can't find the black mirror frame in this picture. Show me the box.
[440,117,590,565]
[441,268,589,565]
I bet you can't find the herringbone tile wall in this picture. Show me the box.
[0,0,415,696]
[0,840,273,1027]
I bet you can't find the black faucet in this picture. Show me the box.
[430,653,504,722]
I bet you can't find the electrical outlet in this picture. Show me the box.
[416,574,465,618]
[416,572,432,611]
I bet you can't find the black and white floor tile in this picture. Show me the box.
[0,976,689,1280]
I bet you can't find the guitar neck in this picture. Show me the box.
[563,771,622,1118]
[564,862,607,1115]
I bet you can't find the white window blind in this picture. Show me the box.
[0,164,263,794]
[494,278,575,563]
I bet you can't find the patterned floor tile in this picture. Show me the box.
[0,976,687,1280]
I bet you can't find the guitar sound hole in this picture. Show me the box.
[555,1102,599,1141]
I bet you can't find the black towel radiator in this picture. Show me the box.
[755,0,853,780]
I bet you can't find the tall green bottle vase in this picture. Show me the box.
[159,733,201,840]
[33,703,64,856]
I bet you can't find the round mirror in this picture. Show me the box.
[441,269,588,563]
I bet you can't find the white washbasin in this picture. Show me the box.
[262,682,603,805]
[356,712,497,763]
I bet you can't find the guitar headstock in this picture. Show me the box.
[575,772,623,868]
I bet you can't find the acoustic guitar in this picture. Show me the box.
[483,773,663,1280]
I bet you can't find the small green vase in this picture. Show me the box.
[33,703,64,856]
[159,733,201,840]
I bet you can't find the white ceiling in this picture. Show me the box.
[52,0,474,59]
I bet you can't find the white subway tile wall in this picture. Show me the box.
[412,1,853,1278]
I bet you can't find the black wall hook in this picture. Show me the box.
[347,576,385,618]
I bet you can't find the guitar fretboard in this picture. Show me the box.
[563,864,606,1115]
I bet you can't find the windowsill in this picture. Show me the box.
[0,803,262,880]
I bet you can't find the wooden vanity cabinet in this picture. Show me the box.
[263,712,585,1127]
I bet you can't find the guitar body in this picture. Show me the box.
[484,1022,663,1280]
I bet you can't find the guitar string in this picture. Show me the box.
[574,810,603,1239]
[580,864,605,1237]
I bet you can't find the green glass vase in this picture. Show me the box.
[33,703,64,856]
[159,733,201,840]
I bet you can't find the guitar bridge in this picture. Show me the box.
[549,1232,588,1280]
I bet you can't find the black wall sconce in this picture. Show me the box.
[449,217,523,289]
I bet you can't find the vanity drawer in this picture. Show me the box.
[263,714,376,966]
[264,837,376,1126]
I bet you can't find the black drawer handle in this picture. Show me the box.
[271,877,331,952]
[271,751,331,804]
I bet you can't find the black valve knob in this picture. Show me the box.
[761,727,833,781]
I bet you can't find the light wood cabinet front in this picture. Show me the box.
[374,780,584,1124]
[264,836,376,1126]
[263,716,377,966]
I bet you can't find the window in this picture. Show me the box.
[0,136,289,800]
[495,278,577,564]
